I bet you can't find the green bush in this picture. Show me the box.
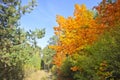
[58,57,74,80]
[55,25,120,80]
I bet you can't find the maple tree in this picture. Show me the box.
[51,4,105,67]
[52,0,120,68]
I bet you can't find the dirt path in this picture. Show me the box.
[24,70,52,80]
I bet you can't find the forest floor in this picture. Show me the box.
[24,70,52,80]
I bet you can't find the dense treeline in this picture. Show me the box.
[50,0,120,80]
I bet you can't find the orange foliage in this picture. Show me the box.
[52,0,120,67]
[95,0,120,27]
[51,4,106,67]
[70,66,79,71]
[53,52,66,67]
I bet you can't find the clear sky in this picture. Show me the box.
[20,0,102,49]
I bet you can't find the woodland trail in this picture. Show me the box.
[24,70,52,80]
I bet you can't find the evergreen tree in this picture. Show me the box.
[0,0,45,79]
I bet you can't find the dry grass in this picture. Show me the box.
[24,70,51,80]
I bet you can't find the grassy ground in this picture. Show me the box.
[24,70,52,80]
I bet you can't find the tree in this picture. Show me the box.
[42,46,55,71]
[0,0,45,79]
[42,36,57,70]
[51,4,105,68]
[51,2,120,80]
[48,35,58,45]
[94,0,120,27]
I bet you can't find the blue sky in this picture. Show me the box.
[20,0,102,49]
